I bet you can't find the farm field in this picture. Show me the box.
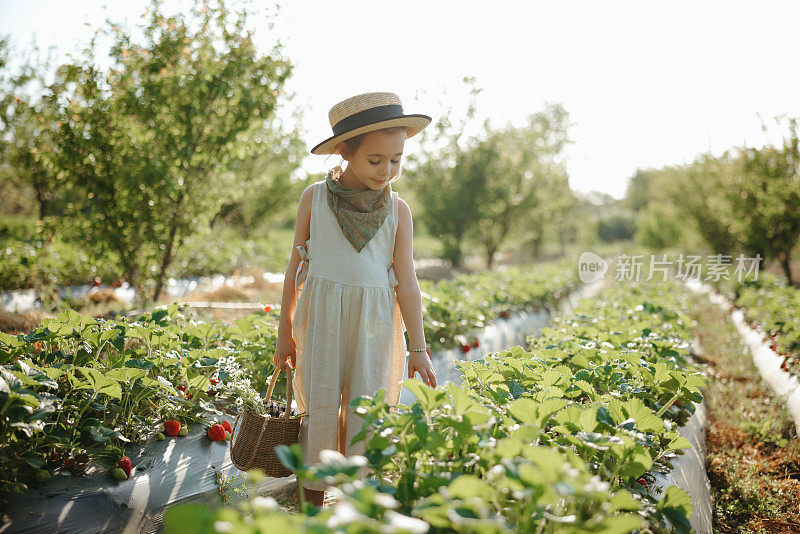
[3,257,800,532]
[2,1,800,531]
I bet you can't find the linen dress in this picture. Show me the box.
[291,179,408,492]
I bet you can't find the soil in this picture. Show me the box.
[690,292,800,533]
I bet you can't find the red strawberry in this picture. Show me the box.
[210,378,218,386]
[164,420,181,437]
[118,456,131,479]
[207,424,226,442]
[634,477,650,491]
[460,344,471,353]
[93,276,102,287]
[263,305,271,313]
[177,385,186,392]
[500,311,510,319]
[220,420,232,434]
[472,340,480,348]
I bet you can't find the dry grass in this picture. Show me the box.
[690,293,800,534]
[0,309,54,334]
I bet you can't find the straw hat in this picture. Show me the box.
[310,91,432,155]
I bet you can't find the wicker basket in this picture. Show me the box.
[229,366,303,477]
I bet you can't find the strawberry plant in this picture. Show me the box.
[0,302,285,502]
[164,278,701,532]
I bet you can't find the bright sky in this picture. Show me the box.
[1,0,798,199]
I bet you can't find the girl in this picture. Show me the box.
[272,91,437,507]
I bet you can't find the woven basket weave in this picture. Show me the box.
[229,366,302,478]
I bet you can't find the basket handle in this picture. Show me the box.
[244,367,293,469]
[264,366,295,422]
[230,367,297,472]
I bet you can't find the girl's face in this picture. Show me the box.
[337,128,407,191]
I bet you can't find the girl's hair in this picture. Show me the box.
[339,126,408,158]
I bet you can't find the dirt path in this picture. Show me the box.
[688,291,800,533]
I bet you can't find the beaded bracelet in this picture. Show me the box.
[408,344,430,353]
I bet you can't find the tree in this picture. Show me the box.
[597,214,636,243]
[624,168,658,212]
[403,78,575,269]
[665,156,740,256]
[402,77,485,268]
[728,117,800,284]
[472,103,573,268]
[0,37,68,221]
[53,0,295,306]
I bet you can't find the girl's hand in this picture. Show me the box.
[408,348,436,388]
[274,335,297,371]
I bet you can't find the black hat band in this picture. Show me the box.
[331,104,404,136]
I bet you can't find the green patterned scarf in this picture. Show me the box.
[325,166,391,253]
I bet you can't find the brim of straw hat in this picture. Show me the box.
[310,114,432,155]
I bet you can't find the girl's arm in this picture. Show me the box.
[393,198,437,388]
[274,185,313,368]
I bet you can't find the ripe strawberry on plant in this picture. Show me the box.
[472,339,480,348]
[164,420,181,437]
[207,424,226,442]
[634,477,651,491]
[118,456,131,479]
[460,344,471,353]
[220,420,232,434]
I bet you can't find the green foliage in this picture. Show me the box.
[23,0,298,307]
[403,78,577,268]
[0,37,70,222]
[635,203,685,250]
[709,269,800,377]
[164,278,701,532]
[625,116,800,284]
[418,257,580,352]
[597,214,637,243]
[0,301,283,502]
